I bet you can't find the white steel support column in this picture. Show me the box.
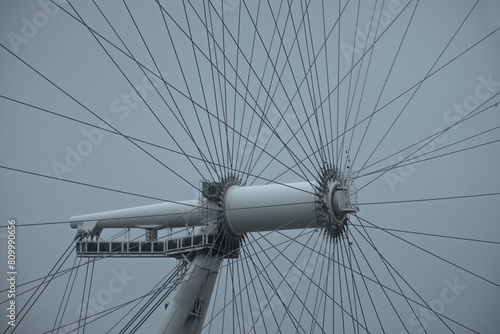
[154,252,222,334]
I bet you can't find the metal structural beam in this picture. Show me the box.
[69,175,358,333]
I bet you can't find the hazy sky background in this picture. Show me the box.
[1,0,500,333]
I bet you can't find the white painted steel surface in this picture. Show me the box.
[69,182,320,235]
[70,200,201,233]
[224,182,318,235]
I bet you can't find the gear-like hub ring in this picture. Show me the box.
[316,164,351,240]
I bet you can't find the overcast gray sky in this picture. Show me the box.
[1,0,500,333]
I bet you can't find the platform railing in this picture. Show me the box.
[75,233,239,259]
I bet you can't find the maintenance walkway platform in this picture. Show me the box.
[75,233,239,259]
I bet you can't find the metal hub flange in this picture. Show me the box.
[200,173,245,257]
[316,163,358,240]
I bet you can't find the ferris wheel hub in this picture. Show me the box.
[316,164,359,240]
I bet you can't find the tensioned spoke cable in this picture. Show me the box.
[201,0,227,177]
[0,93,323,192]
[47,0,310,184]
[232,0,266,175]
[238,248,259,334]
[265,0,415,173]
[315,236,336,332]
[308,234,329,332]
[244,236,308,333]
[56,257,82,333]
[1,230,125,298]
[363,138,500,181]
[358,191,500,206]
[319,0,333,164]
[341,232,367,333]
[356,214,500,288]
[200,216,320,332]
[229,1,244,174]
[52,255,79,333]
[48,273,189,334]
[353,100,499,186]
[220,3,232,173]
[328,4,500,171]
[77,258,90,334]
[4,241,75,334]
[241,242,272,333]
[207,2,229,175]
[253,230,369,332]
[160,0,222,180]
[299,232,329,332]
[137,227,301,333]
[271,228,428,332]
[335,224,480,333]
[338,236,357,332]
[115,263,186,333]
[277,22,500,185]
[354,101,500,177]
[302,0,328,165]
[356,136,500,185]
[276,0,326,166]
[344,232,385,333]
[251,0,371,178]
[0,43,200,192]
[93,0,218,181]
[239,0,300,182]
[200,0,322,179]
[274,227,324,329]
[67,1,211,185]
[343,0,364,168]
[352,218,432,333]
[350,0,417,169]
[0,94,219,175]
[336,239,346,333]
[119,0,219,181]
[349,223,500,245]
[256,1,413,183]
[0,165,200,207]
[0,220,68,228]
[266,0,325,167]
[210,0,322,177]
[222,254,230,333]
[204,237,300,333]
[83,259,95,334]
[50,0,319,184]
[348,0,408,167]
[352,219,456,333]
[343,225,408,332]
[335,0,342,166]
[355,0,479,174]
[237,0,313,182]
